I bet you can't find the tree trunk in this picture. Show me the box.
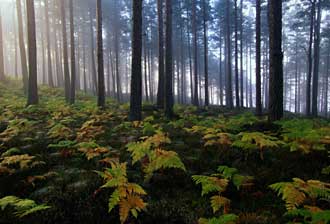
[165,0,173,118]
[192,0,199,107]
[256,0,262,116]
[26,0,39,105]
[44,0,54,87]
[268,0,283,121]
[306,0,315,116]
[157,0,165,108]
[239,0,244,107]
[203,0,209,107]
[96,0,105,108]
[61,0,71,102]
[69,0,76,104]
[89,10,97,94]
[17,0,29,93]
[234,0,239,107]
[129,0,143,121]
[226,0,233,108]
[311,1,321,117]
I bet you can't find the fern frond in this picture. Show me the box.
[210,195,231,213]
[198,214,238,224]
[0,196,50,218]
[192,175,228,196]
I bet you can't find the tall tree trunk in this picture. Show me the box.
[268,0,283,121]
[17,0,29,93]
[129,0,143,121]
[26,0,38,105]
[234,0,239,107]
[219,32,223,105]
[44,0,54,87]
[239,0,244,107]
[165,0,173,118]
[256,0,262,116]
[69,0,76,104]
[89,10,97,94]
[203,0,209,107]
[226,0,233,108]
[306,0,315,116]
[61,0,71,102]
[96,0,105,108]
[0,12,4,82]
[192,0,199,107]
[311,0,321,117]
[157,0,165,108]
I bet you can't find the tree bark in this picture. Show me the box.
[69,0,76,104]
[44,0,54,87]
[16,0,29,93]
[268,0,283,121]
[226,0,233,108]
[0,12,5,82]
[192,0,199,107]
[202,0,209,107]
[61,0,71,102]
[256,0,262,116]
[129,0,143,121]
[26,0,39,105]
[311,0,321,117]
[165,0,173,118]
[96,0,105,108]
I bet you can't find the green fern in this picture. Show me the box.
[232,132,284,160]
[0,196,50,218]
[127,131,185,181]
[192,175,229,196]
[270,178,330,211]
[97,162,147,224]
[198,214,238,224]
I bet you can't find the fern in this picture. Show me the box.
[127,131,185,181]
[0,196,50,218]
[198,214,238,224]
[278,119,330,154]
[47,123,73,141]
[192,175,229,196]
[210,195,231,213]
[144,149,186,180]
[76,141,110,160]
[270,178,330,211]
[0,154,45,171]
[97,162,147,223]
[217,166,254,190]
[232,132,283,160]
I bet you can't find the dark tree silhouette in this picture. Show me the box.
[129,0,143,121]
[26,0,39,105]
[268,0,283,121]
[165,0,173,117]
[97,0,105,108]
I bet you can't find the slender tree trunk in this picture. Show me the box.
[69,0,76,104]
[311,1,321,117]
[192,0,199,107]
[83,44,87,93]
[324,47,329,117]
[165,0,173,118]
[256,0,262,116]
[186,6,193,105]
[226,0,233,108]
[89,10,97,94]
[203,0,209,107]
[219,33,223,105]
[61,0,71,102]
[17,0,28,93]
[96,0,105,108]
[157,0,165,108]
[143,32,149,101]
[268,0,283,121]
[234,0,239,107]
[44,0,54,87]
[306,0,315,116]
[26,0,38,105]
[129,0,143,121]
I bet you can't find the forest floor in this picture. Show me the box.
[0,80,330,224]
